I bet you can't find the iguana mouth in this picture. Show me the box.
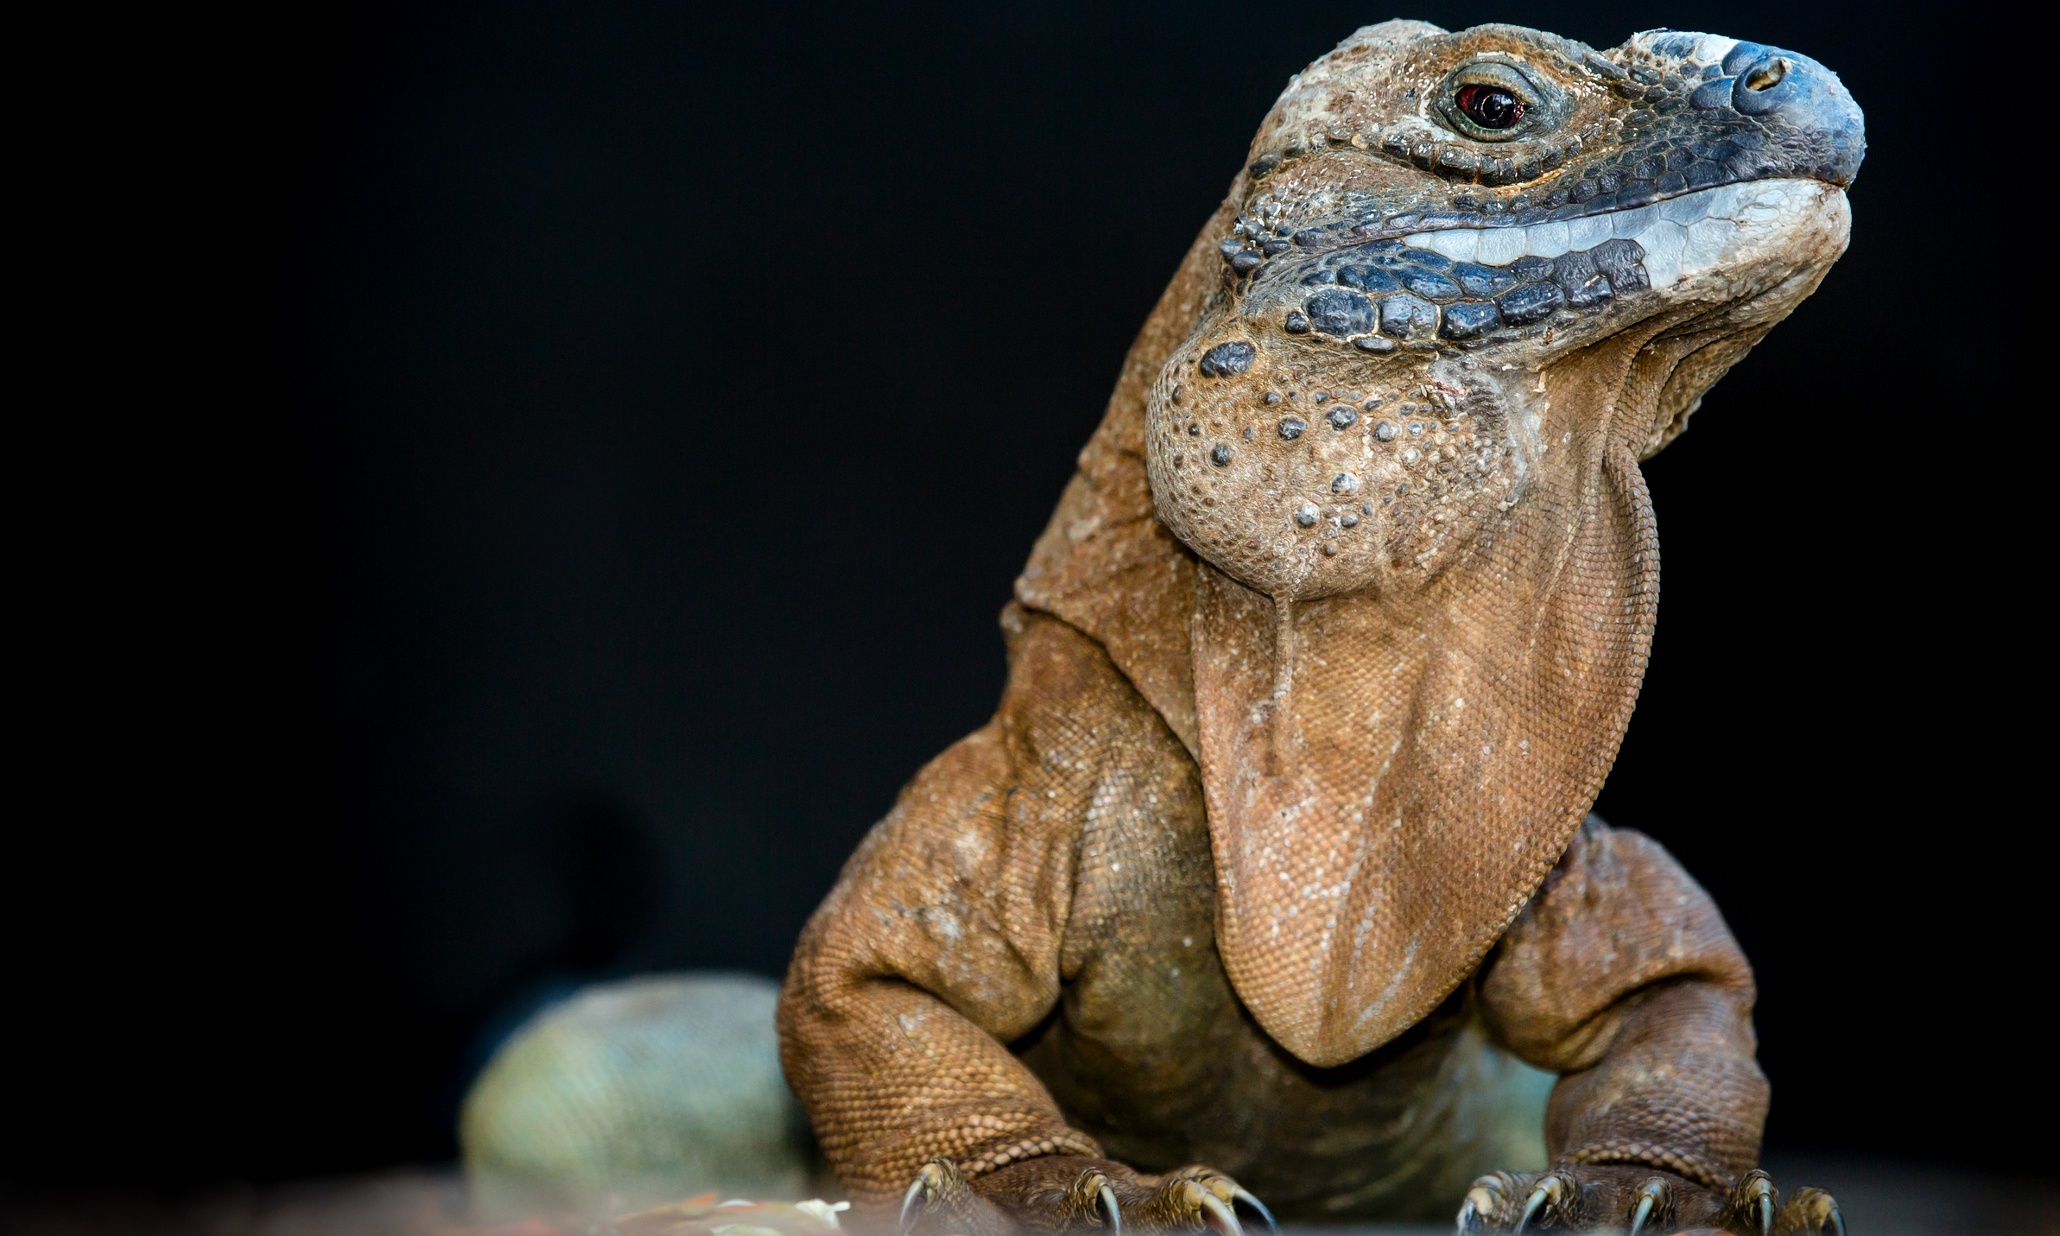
[1397,178,1811,274]
[1227,178,1840,352]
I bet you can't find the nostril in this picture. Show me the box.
[1730,51,1804,116]
[1743,56,1791,91]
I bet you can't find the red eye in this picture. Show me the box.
[1456,83,1526,129]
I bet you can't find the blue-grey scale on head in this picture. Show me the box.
[1150,22,1859,605]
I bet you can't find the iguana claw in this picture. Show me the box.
[1627,1177,1671,1236]
[1455,1173,1518,1233]
[1514,1171,1574,1233]
[1099,1182,1123,1236]
[1455,1189,1490,1234]
[899,1171,930,1233]
[1779,1187,1845,1236]
[1229,1187,1277,1236]
[1062,1169,1123,1235]
[898,1158,999,1236]
[1194,1190,1240,1236]
[1724,1170,1779,1236]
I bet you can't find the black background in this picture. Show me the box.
[13,0,2041,1196]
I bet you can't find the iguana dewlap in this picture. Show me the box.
[779,21,1861,1236]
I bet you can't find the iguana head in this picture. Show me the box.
[1146,21,1862,602]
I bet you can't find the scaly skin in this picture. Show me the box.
[779,20,1862,1236]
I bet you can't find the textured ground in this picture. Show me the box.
[5,1157,2056,1236]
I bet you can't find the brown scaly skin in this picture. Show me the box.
[779,20,1862,1236]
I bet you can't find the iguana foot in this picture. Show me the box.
[899,1156,1275,1236]
[1454,1166,1843,1235]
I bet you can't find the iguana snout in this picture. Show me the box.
[1145,22,1862,602]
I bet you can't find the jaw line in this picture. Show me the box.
[1229,178,1846,359]
[1395,178,1847,294]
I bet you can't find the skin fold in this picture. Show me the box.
[778,20,1863,1236]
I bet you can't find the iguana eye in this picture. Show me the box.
[1456,84,1525,129]
[1434,61,1557,142]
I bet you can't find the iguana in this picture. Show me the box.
[776,19,1863,1236]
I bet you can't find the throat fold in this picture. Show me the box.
[1267,593,1295,776]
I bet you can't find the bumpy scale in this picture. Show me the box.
[779,20,1862,1236]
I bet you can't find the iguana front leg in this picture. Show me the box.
[779,612,1273,1234]
[1467,819,1842,1235]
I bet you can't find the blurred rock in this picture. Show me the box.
[460,974,815,1218]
